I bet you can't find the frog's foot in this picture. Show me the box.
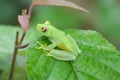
[41,50,51,57]
[35,46,42,49]
[36,41,44,46]
[35,41,46,49]
[44,51,50,56]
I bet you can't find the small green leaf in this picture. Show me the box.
[26,29,120,80]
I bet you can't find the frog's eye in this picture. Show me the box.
[41,26,47,32]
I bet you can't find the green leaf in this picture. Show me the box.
[26,29,120,80]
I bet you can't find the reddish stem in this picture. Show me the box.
[28,3,34,18]
[8,31,19,80]
[19,32,26,45]
[8,31,27,80]
[19,43,30,49]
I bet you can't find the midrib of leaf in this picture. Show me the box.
[69,62,78,80]
[46,60,56,80]
[70,62,99,80]
[65,71,75,80]
[71,62,99,80]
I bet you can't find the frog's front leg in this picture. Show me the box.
[47,49,76,61]
[36,40,57,51]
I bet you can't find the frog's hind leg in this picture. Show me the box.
[67,34,81,54]
[47,49,76,61]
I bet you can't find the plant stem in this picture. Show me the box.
[8,31,19,80]
[8,31,27,80]
[19,43,30,49]
[28,3,34,18]
[19,32,26,45]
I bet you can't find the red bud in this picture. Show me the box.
[18,9,29,33]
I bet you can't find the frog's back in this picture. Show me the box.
[52,30,81,55]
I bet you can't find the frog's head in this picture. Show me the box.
[36,21,54,37]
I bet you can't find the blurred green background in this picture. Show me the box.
[0,0,120,50]
[0,0,120,79]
